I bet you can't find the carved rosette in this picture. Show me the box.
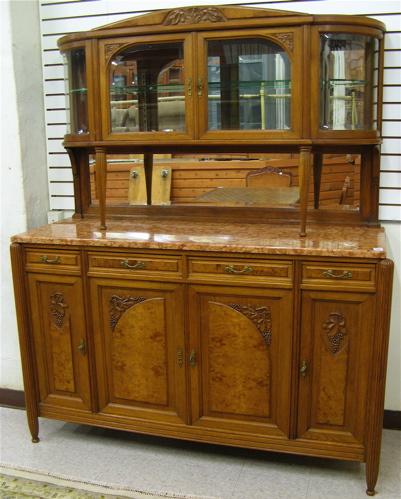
[163,7,227,26]
[271,33,294,53]
[49,292,68,329]
[105,43,126,64]
[229,304,272,346]
[110,295,146,332]
[322,312,348,354]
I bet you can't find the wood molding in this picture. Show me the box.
[1,388,399,430]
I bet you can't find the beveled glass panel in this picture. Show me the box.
[109,43,185,133]
[207,38,291,131]
[320,34,379,130]
[63,49,89,134]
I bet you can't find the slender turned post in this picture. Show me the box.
[144,153,153,205]
[312,153,323,209]
[95,147,107,230]
[10,243,40,443]
[365,259,394,496]
[299,146,312,237]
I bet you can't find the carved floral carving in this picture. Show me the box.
[110,295,146,332]
[229,304,272,346]
[322,312,348,354]
[49,292,68,329]
[163,7,226,26]
[271,33,294,53]
[105,43,126,63]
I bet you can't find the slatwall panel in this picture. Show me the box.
[39,0,401,220]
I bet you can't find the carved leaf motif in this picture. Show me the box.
[49,292,68,329]
[109,295,147,332]
[322,312,348,354]
[105,43,126,63]
[163,7,226,26]
[271,33,294,53]
[229,304,272,346]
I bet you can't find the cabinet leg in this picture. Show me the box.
[27,413,40,443]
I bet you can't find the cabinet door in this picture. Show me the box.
[197,28,304,140]
[28,273,92,411]
[188,284,292,438]
[90,278,187,424]
[297,289,374,447]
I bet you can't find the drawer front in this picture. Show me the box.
[188,258,292,284]
[25,249,81,272]
[302,263,375,288]
[88,253,182,277]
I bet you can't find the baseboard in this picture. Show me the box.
[1,388,400,430]
[0,388,26,409]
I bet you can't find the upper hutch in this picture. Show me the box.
[57,5,385,235]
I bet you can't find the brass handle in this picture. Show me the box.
[323,270,353,280]
[300,359,307,378]
[161,169,169,178]
[131,170,139,179]
[121,260,146,270]
[190,349,196,368]
[197,77,203,98]
[40,255,60,264]
[225,265,253,275]
[78,338,86,356]
[178,348,183,367]
[188,77,192,98]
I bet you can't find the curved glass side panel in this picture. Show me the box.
[320,34,379,131]
[109,42,185,133]
[63,49,88,134]
[207,38,291,131]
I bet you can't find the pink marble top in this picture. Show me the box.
[11,217,388,259]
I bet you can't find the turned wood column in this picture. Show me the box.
[144,153,153,205]
[95,147,107,230]
[299,146,312,237]
[312,153,323,209]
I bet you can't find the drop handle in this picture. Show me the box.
[121,260,146,270]
[225,265,253,275]
[300,359,307,378]
[40,255,60,264]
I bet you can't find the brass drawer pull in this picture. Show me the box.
[121,260,146,270]
[40,255,60,264]
[300,359,307,378]
[225,265,253,275]
[323,269,353,280]
[78,338,86,356]
[190,349,196,368]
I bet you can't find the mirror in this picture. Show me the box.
[89,153,360,211]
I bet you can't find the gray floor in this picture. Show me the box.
[0,407,400,499]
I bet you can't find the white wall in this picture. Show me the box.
[0,0,400,412]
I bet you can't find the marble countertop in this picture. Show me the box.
[11,217,388,259]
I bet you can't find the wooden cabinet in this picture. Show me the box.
[10,233,393,496]
[10,5,394,498]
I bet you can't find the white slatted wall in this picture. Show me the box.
[39,0,401,220]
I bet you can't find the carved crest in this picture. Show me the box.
[110,295,146,332]
[271,33,294,53]
[322,312,348,354]
[163,7,227,26]
[229,304,272,346]
[49,292,68,329]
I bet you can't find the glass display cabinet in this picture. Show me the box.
[58,5,385,235]
[11,8,393,499]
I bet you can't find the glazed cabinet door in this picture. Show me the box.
[90,278,187,424]
[27,273,92,411]
[188,284,293,438]
[297,288,375,450]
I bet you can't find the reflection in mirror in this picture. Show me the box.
[109,43,185,133]
[89,153,360,211]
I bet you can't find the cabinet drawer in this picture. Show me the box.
[188,258,292,284]
[302,263,375,288]
[25,249,81,272]
[88,252,182,277]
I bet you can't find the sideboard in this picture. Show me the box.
[11,5,394,496]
